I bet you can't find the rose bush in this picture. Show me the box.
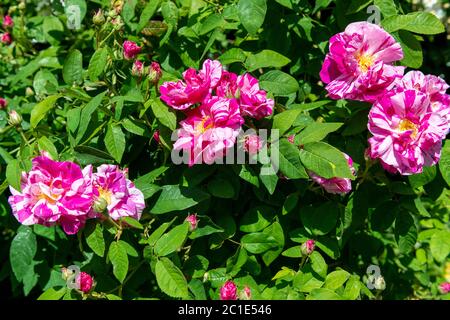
[0,0,449,300]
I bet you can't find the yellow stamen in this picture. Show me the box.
[398,119,418,138]
[98,187,112,205]
[356,53,374,73]
[195,116,213,134]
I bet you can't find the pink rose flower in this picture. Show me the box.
[301,239,316,255]
[132,60,144,77]
[173,97,244,166]
[217,72,274,119]
[160,59,223,110]
[8,155,94,235]
[220,280,237,300]
[185,213,198,231]
[0,97,7,109]
[309,153,355,194]
[1,32,12,45]
[243,134,263,155]
[396,71,450,127]
[91,165,145,221]
[368,90,448,175]
[76,272,94,294]
[123,40,141,60]
[3,15,13,28]
[320,21,404,102]
[439,282,450,294]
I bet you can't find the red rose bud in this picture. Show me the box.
[439,282,450,294]
[153,130,160,144]
[123,40,141,60]
[287,134,295,144]
[243,134,263,155]
[76,272,94,294]
[185,214,198,231]
[132,60,144,77]
[301,239,315,255]
[3,15,13,28]
[0,98,7,109]
[148,62,162,84]
[220,280,237,300]
[1,32,12,45]
[239,286,252,300]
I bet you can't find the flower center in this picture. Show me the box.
[195,116,213,134]
[356,53,374,73]
[398,119,418,138]
[97,186,112,205]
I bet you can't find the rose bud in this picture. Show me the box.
[220,280,237,300]
[185,214,199,231]
[153,130,160,144]
[239,286,251,300]
[3,15,14,28]
[0,98,7,109]
[1,32,12,45]
[132,60,144,77]
[301,239,315,255]
[148,61,162,84]
[8,110,22,126]
[93,9,105,25]
[123,40,141,60]
[76,271,94,294]
[439,282,450,294]
[243,134,263,155]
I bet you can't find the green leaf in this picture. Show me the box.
[154,222,189,256]
[150,99,177,131]
[343,276,361,300]
[439,140,450,187]
[108,241,129,283]
[88,47,109,81]
[346,0,372,14]
[430,230,450,262]
[309,251,328,279]
[85,222,105,257]
[299,142,354,179]
[150,185,210,214]
[105,123,126,163]
[262,221,285,266]
[293,271,324,292]
[260,70,299,96]
[259,164,278,195]
[207,178,235,199]
[282,193,299,215]
[282,246,302,258]
[199,13,225,35]
[324,270,350,290]
[272,109,303,137]
[30,95,60,128]
[408,166,436,188]
[238,0,267,35]
[316,237,340,260]
[76,91,106,142]
[240,206,274,233]
[9,226,37,282]
[147,217,177,246]
[395,211,417,254]
[63,49,83,85]
[138,0,161,33]
[155,257,189,298]
[275,139,308,179]
[300,202,339,236]
[37,136,58,160]
[297,122,343,144]
[396,30,423,68]
[374,0,398,17]
[121,118,152,138]
[241,232,278,254]
[382,12,445,35]
[121,217,143,229]
[37,287,66,300]
[6,159,22,191]
[370,201,397,232]
[307,288,343,300]
[245,50,290,71]
[219,48,248,65]
[43,16,64,44]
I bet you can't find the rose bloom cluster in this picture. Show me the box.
[1,15,13,45]
[320,21,449,176]
[160,59,274,166]
[8,154,145,235]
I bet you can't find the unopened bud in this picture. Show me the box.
[25,87,34,97]
[76,271,94,294]
[18,2,26,11]
[439,282,450,294]
[8,110,22,126]
[132,60,144,77]
[239,286,252,300]
[301,239,315,256]
[93,9,105,25]
[374,276,386,290]
[0,98,7,109]
[1,32,12,45]
[148,62,162,84]
[185,214,198,231]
